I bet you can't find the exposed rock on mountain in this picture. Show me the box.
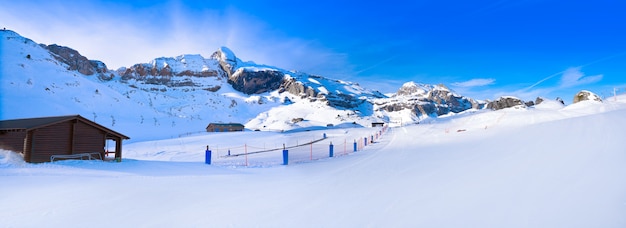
[118,55,219,78]
[209,47,285,95]
[211,46,238,78]
[487,96,525,110]
[428,84,477,113]
[374,82,484,118]
[115,54,221,89]
[573,90,602,103]
[279,77,317,98]
[535,97,545,105]
[229,68,284,94]
[43,44,108,76]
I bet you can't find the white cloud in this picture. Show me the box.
[452,78,496,87]
[0,1,349,73]
[559,67,603,88]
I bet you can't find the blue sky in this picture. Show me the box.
[2,0,625,102]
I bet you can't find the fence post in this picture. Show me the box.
[282,144,288,165]
[205,145,212,165]
[353,140,357,152]
[329,142,334,157]
[364,137,368,146]
[310,140,313,160]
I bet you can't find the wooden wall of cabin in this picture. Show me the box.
[0,130,27,153]
[28,121,73,163]
[73,120,105,157]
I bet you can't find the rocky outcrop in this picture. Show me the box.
[210,47,238,78]
[209,47,285,95]
[279,77,317,97]
[229,68,284,94]
[325,93,368,109]
[573,90,602,103]
[118,63,219,79]
[375,82,483,118]
[115,55,220,89]
[397,82,428,96]
[535,97,545,105]
[487,96,525,110]
[43,44,108,76]
[427,86,475,113]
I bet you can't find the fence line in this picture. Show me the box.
[205,125,389,167]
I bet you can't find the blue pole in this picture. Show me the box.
[329,143,334,157]
[323,133,327,139]
[353,140,357,152]
[282,149,289,165]
[364,137,367,146]
[205,145,212,165]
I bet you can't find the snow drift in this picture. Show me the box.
[1,95,625,227]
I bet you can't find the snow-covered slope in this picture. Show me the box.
[1,30,393,140]
[0,29,614,142]
[1,94,625,227]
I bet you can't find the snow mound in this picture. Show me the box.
[0,150,26,167]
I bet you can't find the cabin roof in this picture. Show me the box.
[206,123,245,127]
[0,115,130,139]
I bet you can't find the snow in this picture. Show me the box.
[2,30,393,143]
[216,46,237,62]
[317,86,329,94]
[239,66,277,72]
[308,77,321,84]
[2,96,626,227]
[3,29,626,226]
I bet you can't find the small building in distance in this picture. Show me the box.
[371,122,385,127]
[206,123,245,132]
[0,115,130,163]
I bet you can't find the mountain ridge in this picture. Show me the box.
[1,29,564,140]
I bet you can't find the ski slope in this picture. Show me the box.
[1,96,626,227]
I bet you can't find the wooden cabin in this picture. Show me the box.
[0,115,130,163]
[205,123,245,132]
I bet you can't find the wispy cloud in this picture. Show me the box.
[0,1,349,73]
[452,78,495,87]
[559,67,603,88]
[354,56,397,75]
[511,66,604,102]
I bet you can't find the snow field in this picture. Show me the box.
[2,97,626,227]
[124,126,390,167]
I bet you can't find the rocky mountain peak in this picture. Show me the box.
[397,81,428,96]
[210,46,238,77]
[486,96,526,110]
[573,90,602,103]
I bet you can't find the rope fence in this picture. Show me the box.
[204,125,389,167]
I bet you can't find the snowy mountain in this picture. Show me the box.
[372,82,487,125]
[0,30,386,140]
[2,29,548,140]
